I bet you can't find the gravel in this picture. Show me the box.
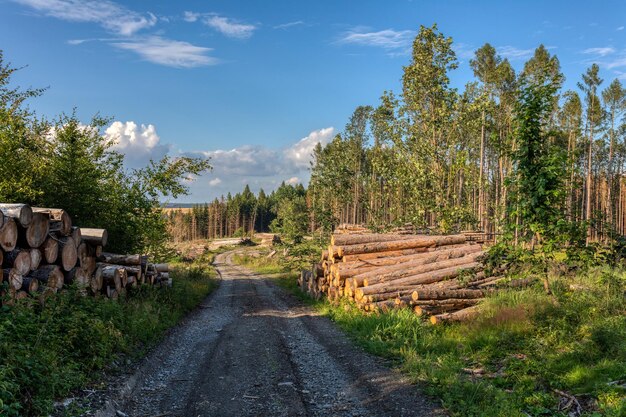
[87,250,446,417]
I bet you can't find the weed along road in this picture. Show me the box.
[108,250,445,417]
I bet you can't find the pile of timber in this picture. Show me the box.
[258,233,281,246]
[0,203,170,304]
[299,230,504,324]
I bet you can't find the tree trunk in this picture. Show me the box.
[98,253,142,265]
[81,228,108,247]
[338,234,466,256]
[0,203,33,227]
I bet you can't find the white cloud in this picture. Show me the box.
[583,47,616,57]
[13,0,156,36]
[112,36,218,68]
[339,28,415,50]
[274,20,305,30]
[618,26,625,31]
[203,15,256,39]
[285,176,299,185]
[183,11,199,22]
[104,121,170,168]
[283,127,335,169]
[496,45,535,60]
[209,178,222,186]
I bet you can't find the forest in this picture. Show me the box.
[173,25,626,255]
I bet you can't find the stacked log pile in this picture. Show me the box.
[0,203,170,304]
[299,229,504,324]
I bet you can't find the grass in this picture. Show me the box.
[234,246,626,417]
[0,251,219,417]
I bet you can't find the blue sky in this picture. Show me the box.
[1,0,625,202]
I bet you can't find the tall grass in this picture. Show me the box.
[0,255,218,416]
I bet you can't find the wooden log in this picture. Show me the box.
[0,209,4,230]
[2,249,31,275]
[90,266,104,294]
[81,228,108,247]
[56,236,77,272]
[101,266,123,292]
[29,265,64,289]
[338,235,466,257]
[98,252,142,265]
[64,267,90,287]
[40,236,59,264]
[95,245,103,258]
[0,218,18,251]
[33,208,72,236]
[29,248,42,271]
[71,227,81,247]
[3,268,23,290]
[341,247,431,263]
[321,250,329,262]
[355,258,480,300]
[18,213,49,248]
[363,289,416,303]
[411,288,486,301]
[331,233,422,246]
[362,250,484,287]
[430,305,482,324]
[154,263,169,273]
[414,301,480,316]
[21,276,39,293]
[0,203,33,227]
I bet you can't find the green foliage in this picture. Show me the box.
[0,260,217,416]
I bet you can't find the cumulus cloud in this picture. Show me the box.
[203,15,256,39]
[286,177,299,185]
[339,28,414,50]
[283,127,335,169]
[104,121,170,168]
[209,178,222,186]
[12,0,156,36]
[183,11,199,22]
[112,36,218,67]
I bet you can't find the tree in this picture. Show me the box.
[602,78,626,228]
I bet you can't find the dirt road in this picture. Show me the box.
[108,251,445,417]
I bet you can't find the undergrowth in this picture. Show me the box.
[0,251,219,417]
[235,246,626,416]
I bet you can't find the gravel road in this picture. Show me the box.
[106,250,446,417]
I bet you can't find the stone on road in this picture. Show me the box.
[116,250,446,416]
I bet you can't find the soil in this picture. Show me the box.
[91,250,446,417]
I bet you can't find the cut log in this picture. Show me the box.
[0,218,18,251]
[3,268,23,290]
[2,249,32,275]
[98,252,142,265]
[338,235,466,257]
[411,288,486,301]
[340,247,431,263]
[361,250,484,287]
[0,210,4,230]
[40,236,59,264]
[33,208,72,236]
[430,305,482,324]
[29,265,64,289]
[56,236,77,272]
[331,233,423,246]
[64,267,90,287]
[81,228,108,247]
[90,266,104,294]
[29,248,42,271]
[21,276,39,293]
[19,213,49,248]
[71,227,81,247]
[0,204,33,227]
[100,266,123,292]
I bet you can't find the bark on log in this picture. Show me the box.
[98,252,142,265]
[40,236,59,264]
[81,228,108,247]
[0,204,33,227]
[2,249,31,275]
[19,213,49,248]
[90,266,104,294]
[0,218,18,251]
[338,235,466,257]
[362,251,483,287]
[0,210,4,230]
[29,265,64,289]
[56,236,77,272]
[3,268,23,291]
[430,305,482,324]
[33,208,72,236]
[101,266,123,292]
[64,267,90,287]
[29,248,42,271]
[154,263,169,273]
[21,276,39,293]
